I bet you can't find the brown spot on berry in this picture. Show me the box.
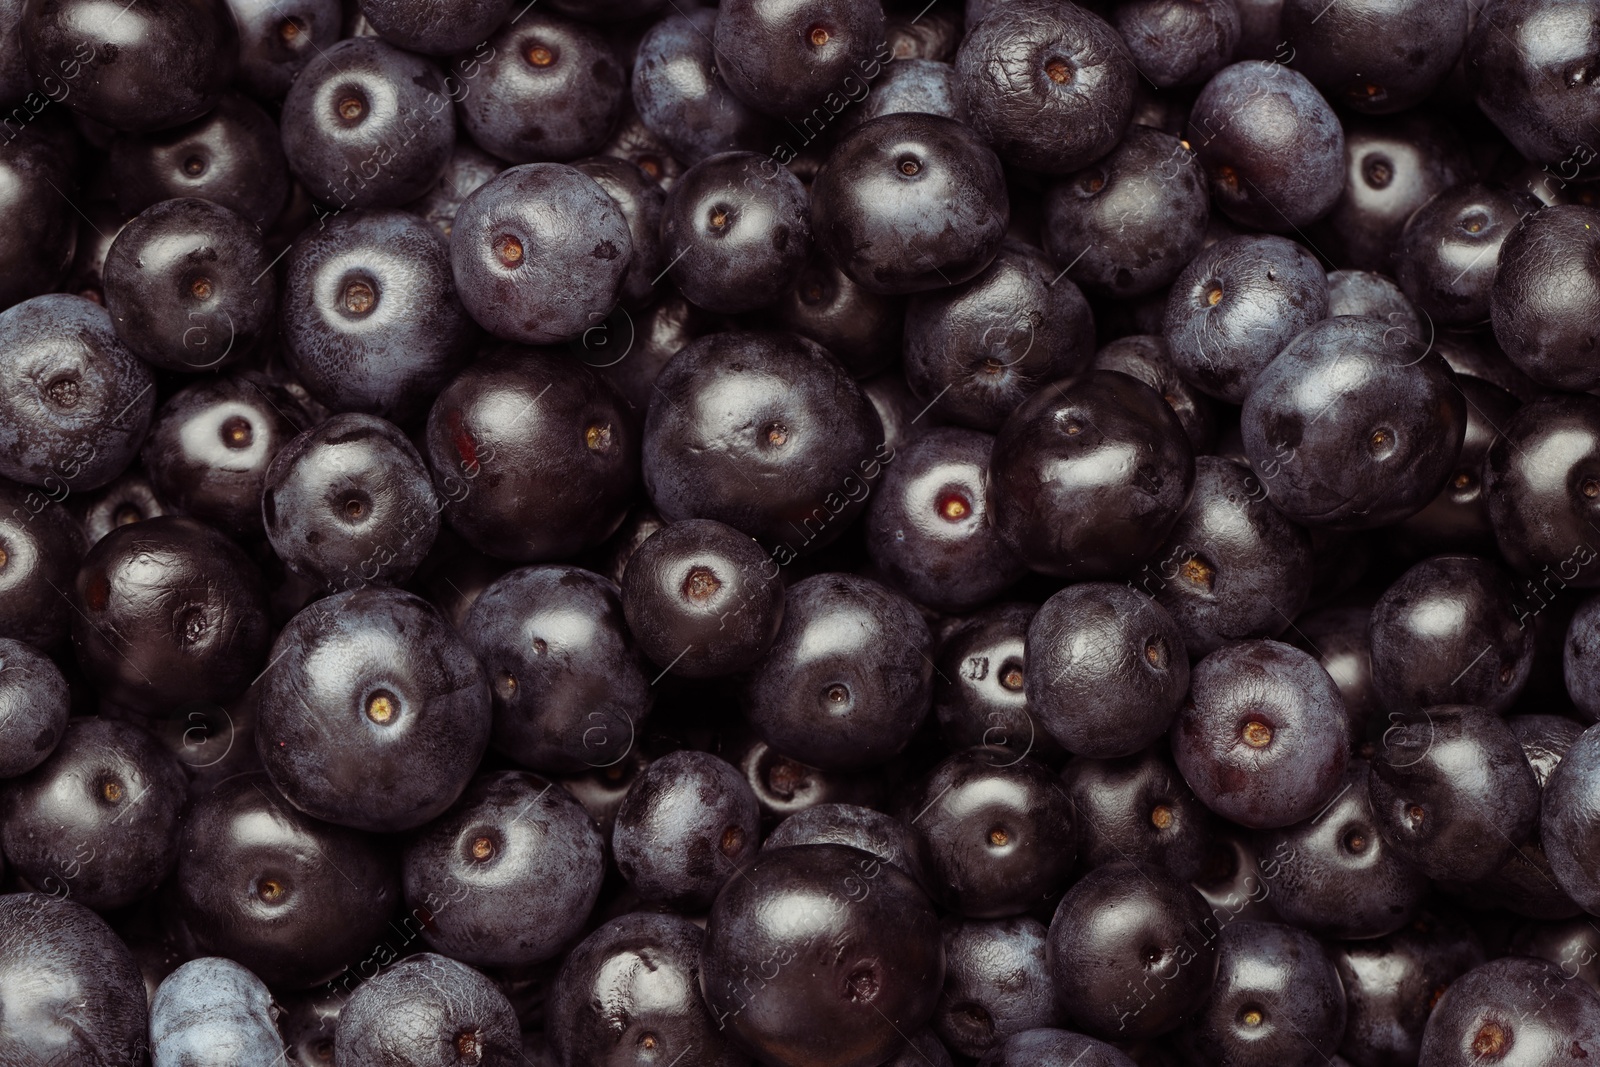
[1472,1021,1508,1057]
[220,416,253,449]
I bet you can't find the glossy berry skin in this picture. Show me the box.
[149,957,283,1067]
[906,749,1077,919]
[762,802,925,881]
[1186,61,1345,232]
[102,197,274,373]
[449,163,633,345]
[336,953,523,1067]
[225,0,340,99]
[0,482,84,649]
[1327,269,1423,334]
[1285,603,1377,746]
[109,93,290,231]
[1371,705,1539,883]
[401,769,605,967]
[849,57,966,126]
[1419,956,1600,1067]
[1509,917,1600,991]
[462,564,651,774]
[282,209,477,423]
[954,2,1135,174]
[3,716,184,912]
[1395,183,1528,326]
[574,156,665,310]
[933,603,1056,762]
[1042,126,1209,299]
[731,735,870,824]
[1144,456,1314,657]
[1241,315,1467,530]
[631,8,773,166]
[1539,723,1600,912]
[865,428,1028,612]
[591,292,710,415]
[977,1029,1136,1067]
[1178,921,1347,1067]
[613,749,761,910]
[1283,0,1467,113]
[455,12,626,164]
[1192,830,1279,932]
[643,331,884,556]
[1114,0,1238,87]
[1568,596,1600,720]
[1173,639,1350,829]
[549,912,750,1067]
[620,518,783,678]
[1162,234,1329,404]
[1464,714,1583,920]
[1431,326,1543,402]
[1092,335,1216,452]
[1317,113,1472,274]
[599,111,684,192]
[262,412,439,592]
[22,0,237,132]
[0,294,156,493]
[743,573,932,771]
[864,370,932,458]
[0,894,148,1067]
[1490,205,1600,390]
[280,37,454,210]
[902,243,1095,431]
[0,638,68,777]
[410,140,504,241]
[1047,860,1219,1041]
[1466,0,1600,177]
[0,131,77,312]
[989,370,1196,579]
[1483,393,1600,585]
[699,843,944,1067]
[141,374,299,539]
[1025,583,1188,758]
[256,587,489,832]
[1063,746,1214,882]
[776,257,903,380]
[935,918,1060,1058]
[556,746,650,842]
[712,0,888,120]
[1257,759,1428,940]
[358,0,508,55]
[424,349,638,561]
[176,772,400,989]
[660,151,811,314]
[1369,555,1534,717]
[811,113,1009,296]
[73,516,270,716]
[1334,913,1484,1067]
[1397,376,1519,556]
